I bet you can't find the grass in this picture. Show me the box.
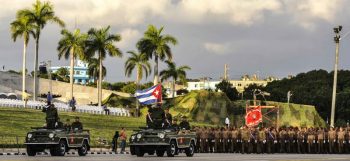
[0,107,211,147]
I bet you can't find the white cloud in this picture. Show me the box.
[204,42,231,55]
[116,28,141,49]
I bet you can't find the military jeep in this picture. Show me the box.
[129,128,196,157]
[24,128,90,156]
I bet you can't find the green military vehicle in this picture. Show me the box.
[24,128,90,156]
[129,128,196,157]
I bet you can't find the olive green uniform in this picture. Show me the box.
[337,130,345,153]
[42,105,58,129]
[328,129,336,154]
[231,129,239,153]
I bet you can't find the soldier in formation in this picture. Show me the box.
[194,125,350,154]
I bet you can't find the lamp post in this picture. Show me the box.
[330,25,342,127]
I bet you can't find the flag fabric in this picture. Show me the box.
[245,106,262,127]
[135,84,162,105]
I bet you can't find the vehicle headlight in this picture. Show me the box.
[27,133,32,139]
[158,133,165,139]
[48,133,54,138]
[137,134,142,139]
[131,135,135,140]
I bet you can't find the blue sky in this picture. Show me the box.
[1,0,350,82]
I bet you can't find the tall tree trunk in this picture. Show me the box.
[153,55,159,85]
[135,67,140,117]
[33,33,40,101]
[69,48,74,100]
[22,41,27,100]
[173,79,176,98]
[98,52,103,108]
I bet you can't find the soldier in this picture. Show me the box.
[297,127,305,153]
[214,127,221,153]
[208,128,215,153]
[328,127,336,154]
[346,127,350,154]
[199,127,207,153]
[42,104,58,129]
[307,128,316,153]
[266,127,276,154]
[257,127,266,154]
[287,127,295,153]
[222,127,230,153]
[172,118,179,130]
[337,127,345,154]
[64,118,71,131]
[248,127,257,154]
[231,127,239,153]
[241,126,249,154]
[279,127,287,153]
[195,127,201,153]
[179,116,190,130]
[71,116,83,130]
[150,104,165,129]
[146,105,154,128]
[317,127,325,154]
[163,108,172,128]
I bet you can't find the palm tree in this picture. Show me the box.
[18,0,65,100]
[125,51,151,117]
[86,26,122,107]
[86,58,106,85]
[57,29,87,100]
[137,25,177,85]
[160,61,191,98]
[10,15,36,100]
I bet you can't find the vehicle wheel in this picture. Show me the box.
[167,140,177,157]
[185,141,195,157]
[135,146,144,157]
[78,140,88,156]
[156,150,165,157]
[130,146,135,155]
[50,148,57,156]
[26,145,36,156]
[55,140,67,156]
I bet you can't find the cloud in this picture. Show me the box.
[116,28,141,49]
[203,42,231,55]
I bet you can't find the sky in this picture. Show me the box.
[1,0,350,83]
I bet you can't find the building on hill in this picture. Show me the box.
[186,75,279,93]
[50,60,93,85]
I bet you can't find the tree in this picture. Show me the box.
[137,25,177,85]
[18,0,65,100]
[10,15,36,99]
[215,80,239,101]
[86,26,122,107]
[55,67,69,82]
[86,58,106,85]
[125,51,151,117]
[57,29,87,100]
[160,60,191,98]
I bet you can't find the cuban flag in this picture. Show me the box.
[135,84,162,105]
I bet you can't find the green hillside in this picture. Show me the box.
[165,90,326,127]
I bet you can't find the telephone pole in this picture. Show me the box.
[330,25,342,127]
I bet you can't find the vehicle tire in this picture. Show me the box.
[135,146,144,157]
[130,145,135,155]
[185,141,195,157]
[50,148,57,156]
[55,140,67,156]
[26,145,36,156]
[78,140,88,156]
[167,140,177,157]
[156,150,165,157]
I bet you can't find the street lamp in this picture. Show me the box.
[330,25,342,127]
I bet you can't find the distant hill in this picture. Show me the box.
[165,90,326,127]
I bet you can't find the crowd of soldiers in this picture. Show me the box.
[193,126,350,154]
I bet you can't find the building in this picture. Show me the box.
[50,60,93,85]
[186,74,278,93]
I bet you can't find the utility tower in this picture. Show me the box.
[224,64,229,80]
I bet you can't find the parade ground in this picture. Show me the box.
[1,154,350,161]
